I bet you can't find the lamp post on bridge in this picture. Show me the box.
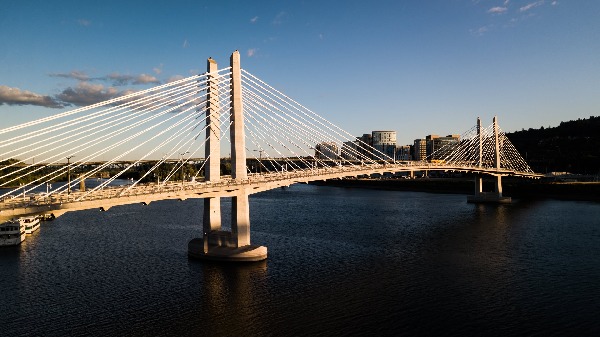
[180,152,189,189]
[253,149,264,173]
[66,156,74,196]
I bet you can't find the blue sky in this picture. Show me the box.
[1,0,598,146]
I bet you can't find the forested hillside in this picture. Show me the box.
[506,116,600,174]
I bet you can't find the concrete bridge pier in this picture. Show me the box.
[468,174,511,203]
[190,191,267,262]
[188,51,267,262]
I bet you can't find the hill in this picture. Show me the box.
[506,116,600,174]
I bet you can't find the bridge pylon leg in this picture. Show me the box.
[203,197,221,253]
[495,175,503,197]
[232,192,251,247]
[475,175,483,196]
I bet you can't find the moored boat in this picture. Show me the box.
[0,220,26,246]
[39,214,55,221]
[20,216,41,234]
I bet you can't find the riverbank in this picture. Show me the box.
[310,178,600,201]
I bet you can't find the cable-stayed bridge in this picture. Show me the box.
[0,51,540,261]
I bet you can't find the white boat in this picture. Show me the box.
[20,216,41,234]
[0,220,26,246]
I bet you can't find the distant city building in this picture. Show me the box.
[372,131,396,160]
[425,134,439,158]
[426,134,460,161]
[357,133,373,159]
[413,139,427,161]
[315,142,339,160]
[396,145,411,161]
[341,141,359,160]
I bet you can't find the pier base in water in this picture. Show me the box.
[188,238,268,262]
[467,192,512,204]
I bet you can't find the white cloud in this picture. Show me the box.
[153,64,163,75]
[504,0,510,5]
[250,16,258,23]
[167,75,185,83]
[318,33,324,40]
[77,19,91,27]
[488,6,508,14]
[55,82,122,106]
[1,69,163,109]
[247,48,258,57]
[183,39,189,48]
[551,1,558,5]
[520,1,544,12]
[134,74,160,85]
[0,85,63,108]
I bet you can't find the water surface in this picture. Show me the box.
[1,184,599,336]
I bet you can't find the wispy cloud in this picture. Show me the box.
[50,70,161,86]
[0,85,64,108]
[77,19,91,27]
[106,73,160,86]
[470,25,490,36]
[49,70,90,81]
[247,48,258,57]
[488,7,508,14]
[250,16,258,23]
[272,11,286,25]
[520,0,544,12]
[153,64,163,75]
[551,1,558,5]
[182,39,189,48]
[318,33,324,40]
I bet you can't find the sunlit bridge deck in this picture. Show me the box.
[0,161,540,221]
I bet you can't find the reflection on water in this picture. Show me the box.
[193,260,268,335]
[0,184,599,336]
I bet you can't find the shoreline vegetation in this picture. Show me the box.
[310,178,600,202]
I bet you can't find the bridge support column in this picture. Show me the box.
[495,175,503,197]
[189,51,267,262]
[468,174,511,203]
[475,175,483,195]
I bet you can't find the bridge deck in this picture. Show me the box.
[0,163,541,220]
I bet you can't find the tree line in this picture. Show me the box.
[506,115,600,174]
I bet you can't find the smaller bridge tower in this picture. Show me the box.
[468,116,512,204]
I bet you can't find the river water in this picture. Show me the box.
[1,184,599,336]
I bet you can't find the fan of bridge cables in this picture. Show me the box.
[0,67,388,199]
[240,69,393,175]
[425,123,535,174]
[0,68,231,198]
